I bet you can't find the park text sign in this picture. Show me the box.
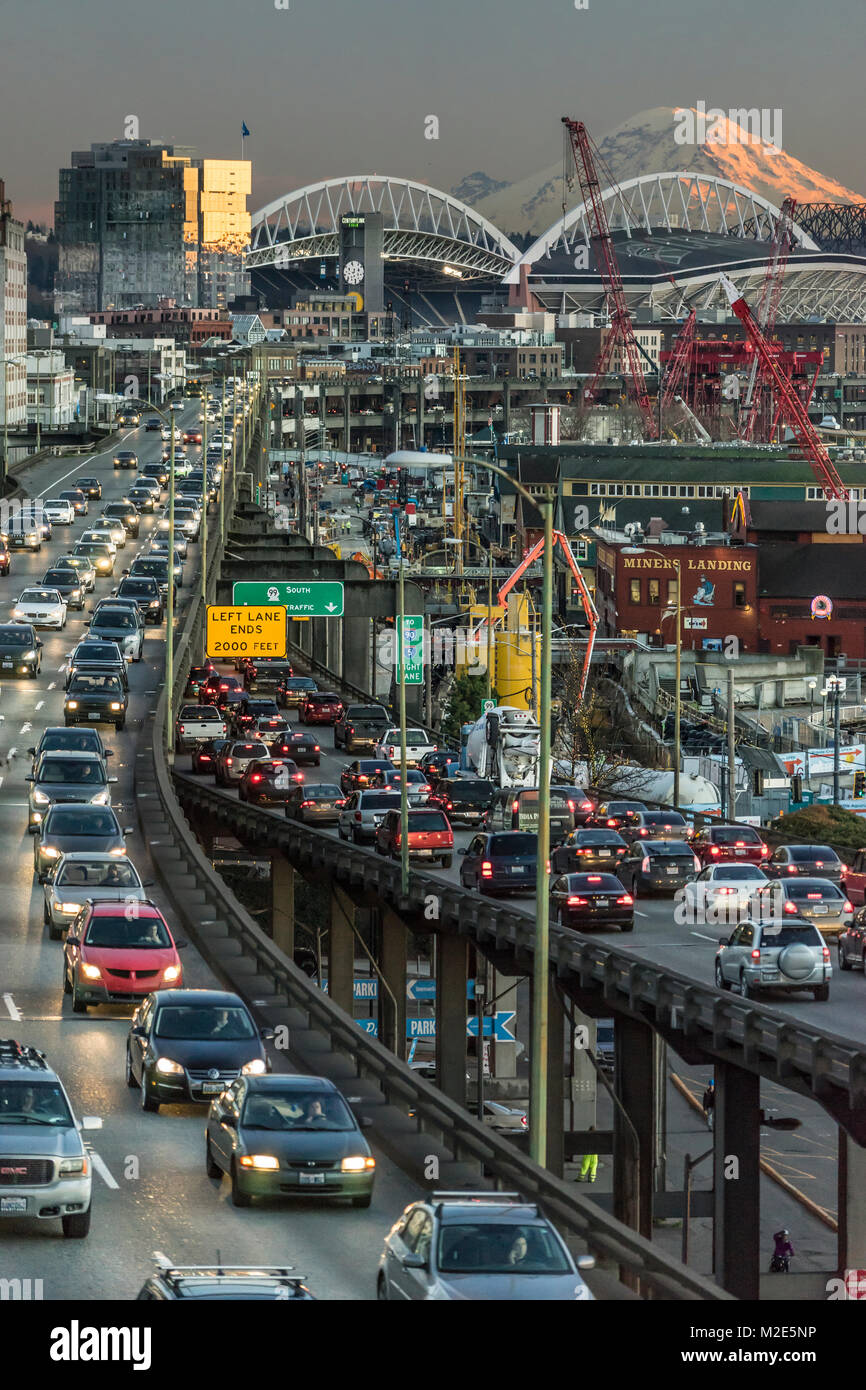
[206,606,287,659]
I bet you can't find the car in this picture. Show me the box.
[73,540,115,577]
[208,675,245,714]
[765,844,845,884]
[141,462,169,487]
[66,640,128,691]
[630,810,692,841]
[692,824,770,867]
[485,787,575,843]
[11,587,67,629]
[620,839,700,896]
[266,729,320,765]
[7,516,42,551]
[57,553,96,591]
[549,872,634,930]
[418,749,462,780]
[136,1255,315,1301]
[175,704,227,752]
[0,535,10,575]
[27,725,113,773]
[0,623,42,677]
[837,908,866,971]
[333,704,392,752]
[277,675,318,708]
[152,529,188,563]
[374,728,437,767]
[184,661,217,698]
[0,1039,98,1239]
[102,501,140,538]
[128,556,175,603]
[229,696,281,738]
[114,576,164,623]
[43,499,75,525]
[74,478,101,500]
[550,828,628,875]
[173,505,200,540]
[125,989,273,1111]
[43,851,148,939]
[128,485,156,513]
[550,785,597,828]
[844,849,866,906]
[819,414,840,430]
[482,1100,529,1134]
[63,900,185,1010]
[748,878,854,937]
[377,1193,594,1301]
[715,918,832,1000]
[427,777,495,826]
[145,418,161,432]
[41,567,85,610]
[80,526,118,558]
[459,831,538,895]
[375,807,453,867]
[588,800,649,832]
[114,450,138,470]
[86,605,144,662]
[64,672,128,730]
[26,750,115,832]
[340,758,395,795]
[134,474,162,500]
[182,429,202,445]
[205,1073,374,1208]
[33,803,131,882]
[338,789,403,844]
[237,657,294,692]
[681,863,770,920]
[371,768,432,805]
[215,740,271,786]
[285,782,346,824]
[190,738,230,775]
[238,758,302,805]
[299,691,344,726]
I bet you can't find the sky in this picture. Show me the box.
[2,0,863,226]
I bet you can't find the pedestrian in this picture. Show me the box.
[702,1078,715,1129]
[578,1125,598,1183]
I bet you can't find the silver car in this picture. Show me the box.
[58,553,96,592]
[27,751,116,831]
[714,917,832,1001]
[377,1194,594,1301]
[43,852,147,935]
[748,878,854,937]
[215,740,270,786]
[337,789,402,845]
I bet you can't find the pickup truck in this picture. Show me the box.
[334,703,392,753]
[174,703,227,752]
[375,728,438,768]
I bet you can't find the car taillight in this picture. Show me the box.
[336,799,346,806]
[717,887,736,895]
[354,811,362,821]
[616,847,626,855]
[709,845,720,856]
[760,844,770,857]
[751,948,761,961]
[481,861,493,878]
[420,784,430,793]
[577,847,592,856]
[581,801,593,812]
[250,774,262,783]
[693,856,701,872]
[200,755,211,762]
[806,893,822,900]
[512,800,519,813]
[641,857,650,872]
[844,900,854,913]
[300,800,313,808]
[314,745,320,752]
[567,895,588,906]
[617,894,634,906]
[607,818,617,827]
[225,758,233,766]
[347,726,354,734]
[567,799,575,812]
[179,724,185,734]
[639,828,647,836]
[357,775,368,784]
[735,841,745,847]
[840,865,848,878]
[293,773,304,782]
[783,900,797,913]
[445,800,453,810]
[786,865,796,873]
[394,834,401,847]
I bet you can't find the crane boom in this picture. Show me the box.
[561,117,658,440]
[661,309,696,410]
[740,196,798,442]
[720,275,848,500]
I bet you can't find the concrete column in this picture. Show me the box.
[838,1132,866,1277]
[529,974,565,1178]
[343,603,372,692]
[270,855,295,958]
[377,907,407,1060]
[328,884,356,1019]
[713,1060,760,1300]
[435,932,467,1105]
[613,1016,658,1243]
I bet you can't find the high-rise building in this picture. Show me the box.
[54,140,251,315]
[0,180,27,434]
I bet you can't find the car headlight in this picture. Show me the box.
[59,1157,87,1176]
[239,1154,279,1170]
[81,963,101,980]
[32,788,51,806]
[341,1156,375,1172]
[155,1057,184,1075]
[11,609,22,618]
[109,702,122,711]
[108,845,127,856]
[163,964,182,982]
[71,590,80,599]
[40,845,60,859]
[241,1058,267,1075]
[58,902,80,915]
[90,790,109,805]
[66,701,78,709]
[22,650,36,660]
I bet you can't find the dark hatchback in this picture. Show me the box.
[340,758,395,795]
[418,749,462,780]
[0,623,42,677]
[33,803,132,882]
[549,872,634,931]
[190,738,230,774]
[632,810,692,841]
[115,577,163,623]
[76,478,102,500]
[765,844,845,884]
[243,658,295,693]
[126,989,274,1111]
[588,800,648,832]
[64,672,128,730]
[185,662,216,698]
[550,828,628,875]
[285,782,346,825]
[428,778,495,826]
[550,785,596,828]
[620,839,699,896]
[459,831,538,895]
[238,759,301,806]
[42,568,85,611]
[267,730,321,766]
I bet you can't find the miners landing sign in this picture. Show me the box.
[620,555,754,573]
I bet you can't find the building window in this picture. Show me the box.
[667,579,678,606]
[648,579,660,605]
[629,578,641,604]
[734,582,747,608]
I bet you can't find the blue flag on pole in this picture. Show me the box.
[242,122,250,138]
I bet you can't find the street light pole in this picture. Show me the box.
[529,490,554,1166]
[673,558,682,810]
[165,422,176,758]
[486,541,494,700]
[201,388,208,611]
[397,532,409,898]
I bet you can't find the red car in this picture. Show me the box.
[183,430,202,445]
[374,807,454,868]
[62,902,186,1011]
[692,824,770,868]
[299,691,344,725]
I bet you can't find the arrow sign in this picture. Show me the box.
[233,580,344,618]
[466,1011,517,1042]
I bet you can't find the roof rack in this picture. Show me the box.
[0,1040,48,1070]
[431,1190,529,1204]
[153,1252,302,1279]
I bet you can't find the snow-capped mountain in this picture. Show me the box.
[461,107,863,239]
[449,171,509,206]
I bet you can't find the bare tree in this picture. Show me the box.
[553,660,650,794]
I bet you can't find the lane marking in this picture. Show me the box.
[34,701,44,711]
[2,993,21,1021]
[88,1149,120,1191]
[635,910,649,918]
[691,931,721,943]
[47,682,55,690]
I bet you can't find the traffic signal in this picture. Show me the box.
[855,771,866,799]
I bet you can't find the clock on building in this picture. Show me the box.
[343,259,365,286]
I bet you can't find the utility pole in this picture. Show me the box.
[396,515,409,898]
[165,421,176,758]
[727,667,736,822]
[529,490,554,1167]
[486,542,494,701]
[201,387,208,610]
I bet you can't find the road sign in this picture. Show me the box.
[356,1012,517,1040]
[406,979,436,1001]
[396,614,424,685]
[466,1011,517,1042]
[233,580,345,617]
[482,699,495,713]
[205,606,287,660]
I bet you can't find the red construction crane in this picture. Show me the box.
[661,308,696,412]
[497,531,599,703]
[561,118,658,440]
[721,274,848,500]
[740,195,798,442]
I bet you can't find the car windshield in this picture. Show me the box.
[408,812,448,831]
[242,1091,356,1131]
[119,581,155,597]
[304,785,342,799]
[649,841,694,857]
[646,814,686,827]
[288,679,316,690]
[232,743,268,756]
[714,865,766,880]
[93,611,135,631]
[85,915,170,948]
[789,846,838,861]
[68,674,123,694]
[712,828,761,845]
[576,830,620,843]
[181,706,219,720]
[436,1222,571,1274]
[786,883,843,901]
[0,627,30,646]
[38,758,104,784]
[73,644,120,663]
[568,874,623,890]
[246,702,278,715]
[490,834,537,856]
[362,793,402,809]
[45,808,117,834]
[18,590,58,604]
[758,924,823,947]
[349,707,387,719]
[0,1082,73,1126]
[132,562,166,577]
[39,731,100,754]
[44,571,77,585]
[450,782,494,802]
[155,1005,255,1040]
[56,861,139,888]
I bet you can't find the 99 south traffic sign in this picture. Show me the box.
[205,606,287,659]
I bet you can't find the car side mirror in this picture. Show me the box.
[402,1251,427,1270]
[104,749,114,757]
[130,1025,146,1038]
[66,935,80,947]
[718,937,729,946]
[78,1116,102,1132]
[27,746,35,756]
[359,1115,373,1129]
[24,774,34,782]
[108,776,118,784]
[175,939,188,950]
[458,846,468,855]
[36,640,43,649]
[576,1254,596,1272]
[123,827,134,836]
[221,1111,236,1128]
[260,1027,276,1041]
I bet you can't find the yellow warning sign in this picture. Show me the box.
[205,607,287,659]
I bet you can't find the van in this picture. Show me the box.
[486,788,574,843]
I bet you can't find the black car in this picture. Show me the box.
[42,567,85,611]
[285,783,345,824]
[137,1257,315,1301]
[65,640,128,691]
[33,803,132,882]
[144,418,161,432]
[418,749,462,780]
[588,800,649,832]
[765,844,845,884]
[240,658,296,693]
[125,989,273,1110]
[142,462,169,488]
[0,623,42,677]
[230,696,281,737]
[28,725,113,772]
[459,831,538,895]
[340,758,395,795]
[128,486,156,514]
[59,488,88,515]
[428,777,495,826]
[103,502,140,538]
[268,730,321,766]
[128,556,175,604]
[65,672,128,730]
[620,839,698,896]
[550,785,596,827]
[114,577,164,623]
[184,662,216,698]
[76,478,101,500]
[550,828,628,875]
[114,450,138,470]
[238,758,301,805]
[550,872,635,931]
[190,738,229,775]
[838,910,866,971]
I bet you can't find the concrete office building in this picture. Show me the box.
[0,181,27,431]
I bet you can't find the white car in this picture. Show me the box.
[374,729,438,767]
[43,499,75,525]
[80,529,117,558]
[681,863,770,920]
[88,517,126,549]
[12,587,68,629]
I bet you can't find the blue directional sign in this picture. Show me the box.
[357,1019,378,1035]
[406,979,437,1001]
[407,1018,438,1040]
[466,1012,517,1042]
[321,978,379,1000]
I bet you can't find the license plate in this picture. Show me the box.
[0,1197,27,1212]
[299,1171,326,1185]
[373,816,384,826]
[1,661,12,669]
[319,803,333,810]
[666,866,679,874]
[811,905,829,914]
[200,1083,223,1094]
[88,713,100,720]
[595,898,609,907]
[509,865,526,874]
[598,849,611,858]
[761,971,780,981]
[735,849,746,855]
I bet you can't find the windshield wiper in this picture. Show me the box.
[0,1115,64,1125]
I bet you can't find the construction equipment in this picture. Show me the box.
[561,118,659,440]
[720,275,848,500]
[740,196,798,442]
[661,309,697,415]
[465,706,543,788]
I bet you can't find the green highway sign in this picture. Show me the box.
[397,615,424,685]
[233,580,345,617]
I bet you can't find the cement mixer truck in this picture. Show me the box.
[464,705,544,789]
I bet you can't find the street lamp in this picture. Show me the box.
[807,679,816,725]
[621,547,682,809]
[820,676,845,807]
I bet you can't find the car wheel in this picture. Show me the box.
[62,963,71,995]
[205,1134,222,1179]
[352,1194,372,1209]
[116,721,125,731]
[48,915,63,942]
[740,970,759,1001]
[61,1207,91,1239]
[814,984,830,1002]
[71,983,88,1014]
[376,1274,388,1300]
[620,918,634,933]
[125,1047,137,1089]
[714,960,731,992]
[43,900,50,926]
[440,854,452,869]
[139,1072,159,1113]
[230,1162,251,1208]
[839,942,851,971]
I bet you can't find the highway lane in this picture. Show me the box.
[0,414,421,1301]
